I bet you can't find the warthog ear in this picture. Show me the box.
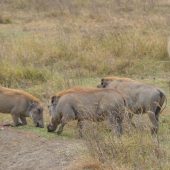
[28,102,37,110]
[51,96,60,105]
[37,107,43,114]
[51,96,56,104]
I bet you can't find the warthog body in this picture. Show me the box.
[97,77,166,134]
[0,86,44,128]
[47,87,126,136]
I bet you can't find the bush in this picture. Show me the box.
[0,15,12,24]
[0,64,48,87]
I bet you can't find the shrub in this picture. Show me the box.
[0,15,12,24]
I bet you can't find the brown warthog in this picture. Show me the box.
[97,76,167,134]
[47,87,126,136]
[0,86,44,128]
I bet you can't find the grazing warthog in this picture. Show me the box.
[0,86,44,128]
[97,76,167,134]
[47,87,126,136]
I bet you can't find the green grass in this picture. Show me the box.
[0,114,77,140]
[16,124,76,140]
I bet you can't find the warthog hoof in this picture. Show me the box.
[57,131,62,135]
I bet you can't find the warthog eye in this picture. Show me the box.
[101,82,106,88]
[37,108,41,114]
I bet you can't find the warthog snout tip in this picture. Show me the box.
[36,122,44,128]
[97,84,101,88]
[47,124,55,132]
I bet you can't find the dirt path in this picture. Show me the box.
[0,127,87,170]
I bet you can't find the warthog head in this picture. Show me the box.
[47,115,61,132]
[97,78,112,88]
[47,96,61,132]
[48,96,59,116]
[28,102,44,128]
[47,118,60,132]
[97,77,134,88]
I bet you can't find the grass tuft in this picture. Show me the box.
[0,15,12,24]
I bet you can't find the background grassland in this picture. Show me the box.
[0,0,170,90]
[0,0,170,169]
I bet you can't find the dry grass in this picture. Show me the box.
[67,156,102,170]
[0,0,170,89]
[83,114,170,170]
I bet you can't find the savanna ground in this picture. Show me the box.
[0,0,170,169]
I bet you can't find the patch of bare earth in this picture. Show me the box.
[0,127,87,170]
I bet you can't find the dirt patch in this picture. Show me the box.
[0,127,87,170]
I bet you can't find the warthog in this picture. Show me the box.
[0,86,44,128]
[97,76,167,134]
[47,87,126,136]
[97,76,134,88]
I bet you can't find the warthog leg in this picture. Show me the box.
[77,120,84,137]
[127,112,136,128]
[109,112,123,137]
[148,111,159,135]
[57,105,76,135]
[57,121,66,135]
[20,116,27,125]
[11,114,22,126]
[148,102,161,135]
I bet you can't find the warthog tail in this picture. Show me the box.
[158,89,167,114]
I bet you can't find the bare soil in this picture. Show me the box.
[0,126,86,170]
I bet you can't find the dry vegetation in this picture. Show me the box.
[0,0,170,169]
[83,115,170,170]
[0,0,170,89]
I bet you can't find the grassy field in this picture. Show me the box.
[0,0,170,169]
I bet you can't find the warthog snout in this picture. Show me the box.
[97,84,102,88]
[29,104,44,128]
[36,122,44,128]
[97,82,106,88]
[47,124,56,132]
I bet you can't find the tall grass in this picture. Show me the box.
[0,1,169,89]
[0,30,169,87]
[83,117,169,170]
